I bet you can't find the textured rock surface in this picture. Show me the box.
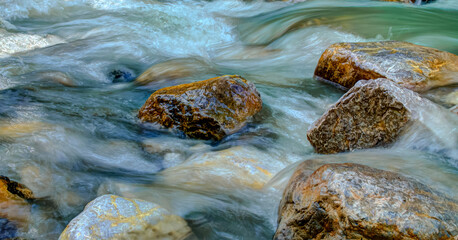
[275,163,458,240]
[59,194,191,240]
[306,78,456,154]
[138,75,262,140]
[314,41,458,92]
[0,176,34,227]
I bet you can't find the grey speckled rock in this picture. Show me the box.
[59,194,191,240]
[306,78,457,154]
[275,162,458,240]
[314,41,458,92]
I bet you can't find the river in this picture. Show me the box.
[0,0,457,239]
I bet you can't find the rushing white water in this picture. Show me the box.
[0,0,457,239]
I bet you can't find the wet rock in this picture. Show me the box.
[19,166,53,198]
[161,146,285,190]
[135,58,214,85]
[0,176,34,227]
[109,69,135,83]
[314,41,458,92]
[0,29,65,58]
[382,0,434,3]
[0,218,17,239]
[138,75,262,140]
[59,194,192,240]
[0,121,54,139]
[275,163,458,240]
[307,78,457,154]
[37,71,75,87]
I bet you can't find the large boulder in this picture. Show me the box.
[314,41,458,92]
[275,162,458,240]
[138,75,262,140]
[306,78,457,154]
[59,194,192,240]
[0,176,34,228]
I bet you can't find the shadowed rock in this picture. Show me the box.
[306,78,457,154]
[138,75,262,140]
[59,194,192,240]
[314,41,458,92]
[275,162,458,240]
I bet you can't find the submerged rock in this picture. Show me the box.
[37,71,75,87]
[314,41,458,92]
[161,146,285,190]
[135,58,214,86]
[138,75,262,140]
[275,163,458,240]
[381,0,433,3]
[307,78,456,154]
[0,121,54,139]
[109,69,135,83]
[0,176,34,228]
[0,218,17,239]
[59,194,191,240]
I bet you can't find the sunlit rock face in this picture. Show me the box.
[138,75,262,140]
[314,41,458,92]
[0,176,34,229]
[59,195,191,240]
[306,79,457,154]
[275,163,458,240]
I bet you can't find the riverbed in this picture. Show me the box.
[0,0,457,239]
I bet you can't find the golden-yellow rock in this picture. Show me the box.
[138,75,262,140]
[314,41,458,92]
[275,162,458,239]
[0,176,34,227]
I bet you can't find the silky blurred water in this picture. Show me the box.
[0,0,457,239]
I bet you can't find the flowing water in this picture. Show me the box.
[0,0,457,239]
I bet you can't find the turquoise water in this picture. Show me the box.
[0,0,457,239]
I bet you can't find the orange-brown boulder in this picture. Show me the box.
[275,162,458,240]
[138,75,262,140]
[314,41,458,92]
